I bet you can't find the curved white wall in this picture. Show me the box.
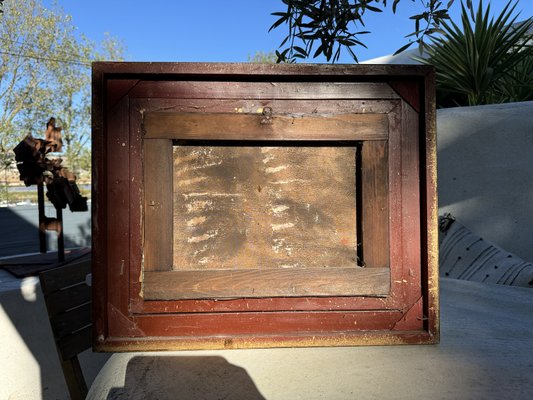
[438,101,533,262]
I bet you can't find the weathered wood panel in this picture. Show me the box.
[400,101,422,305]
[144,112,388,141]
[132,81,400,100]
[136,291,401,314]
[104,94,131,335]
[172,146,357,271]
[144,268,389,299]
[132,309,400,338]
[143,139,173,271]
[94,61,435,80]
[361,141,389,268]
[134,98,399,117]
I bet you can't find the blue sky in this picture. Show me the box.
[54,1,533,63]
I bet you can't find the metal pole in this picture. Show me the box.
[37,182,47,253]
[56,206,65,262]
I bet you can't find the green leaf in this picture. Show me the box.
[269,15,289,32]
[394,42,414,55]
[364,5,383,13]
[392,0,401,14]
[313,43,325,58]
[293,46,308,56]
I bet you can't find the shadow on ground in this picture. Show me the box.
[106,356,266,400]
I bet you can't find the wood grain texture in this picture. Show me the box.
[92,61,435,81]
[388,80,420,112]
[144,267,389,299]
[94,330,438,352]
[105,94,131,328]
[422,67,439,341]
[172,146,357,271]
[143,139,173,271]
[400,101,422,305]
[361,141,390,268]
[144,112,388,141]
[91,66,107,345]
[132,81,400,100]
[132,308,400,337]
[135,292,403,314]
[134,98,399,117]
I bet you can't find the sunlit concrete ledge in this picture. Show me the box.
[87,278,533,400]
[2,273,531,400]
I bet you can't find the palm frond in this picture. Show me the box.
[421,0,533,107]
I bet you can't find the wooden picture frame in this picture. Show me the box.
[92,62,438,351]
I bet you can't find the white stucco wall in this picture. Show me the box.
[437,101,533,262]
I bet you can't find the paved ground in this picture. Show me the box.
[0,204,91,258]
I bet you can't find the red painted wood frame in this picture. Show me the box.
[92,62,438,351]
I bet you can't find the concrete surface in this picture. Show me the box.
[87,278,533,400]
[437,101,533,262]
